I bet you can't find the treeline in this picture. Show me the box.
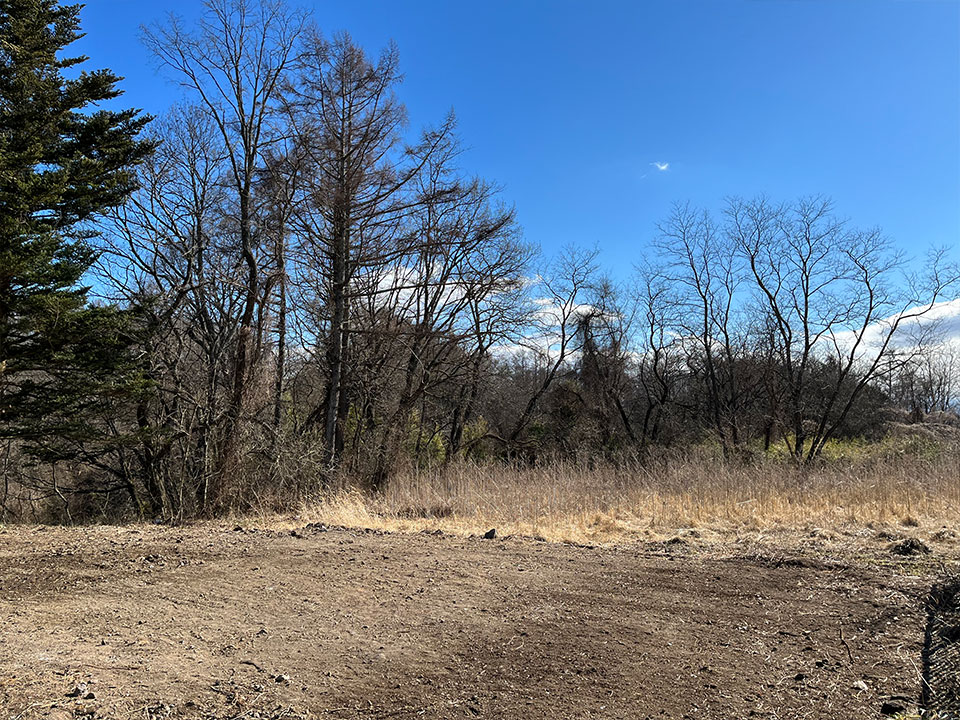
[0,0,956,522]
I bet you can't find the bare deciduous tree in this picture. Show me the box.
[728,195,957,460]
[656,203,747,453]
[504,246,600,450]
[144,0,307,498]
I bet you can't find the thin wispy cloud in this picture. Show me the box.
[651,161,670,171]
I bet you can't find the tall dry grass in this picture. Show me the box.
[285,448,960,544]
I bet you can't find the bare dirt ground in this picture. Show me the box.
[0,522,955,720]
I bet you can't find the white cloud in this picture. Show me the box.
[829,298,960,363]
[651,161,670,171]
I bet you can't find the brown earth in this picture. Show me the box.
[0,523,948,720]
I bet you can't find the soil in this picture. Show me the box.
[0,523,945,719]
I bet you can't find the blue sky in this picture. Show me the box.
[75,0,960,276]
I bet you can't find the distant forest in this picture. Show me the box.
[1,0,957,522]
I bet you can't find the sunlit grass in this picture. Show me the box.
[265,448,960,546]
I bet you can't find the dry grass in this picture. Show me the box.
[266,450,960,546]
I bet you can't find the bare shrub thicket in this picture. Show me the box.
[2,0,958,523]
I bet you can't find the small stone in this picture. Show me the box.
[275,673,290,683]
[482,528,497,540]
[793,673,805,682]
[853,680,869,692]
[66,683,87,697]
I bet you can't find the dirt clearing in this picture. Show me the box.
[0,523,949,719]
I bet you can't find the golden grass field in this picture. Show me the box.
[265,444,960,551]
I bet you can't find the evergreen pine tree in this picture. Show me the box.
[0,0,152,453]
